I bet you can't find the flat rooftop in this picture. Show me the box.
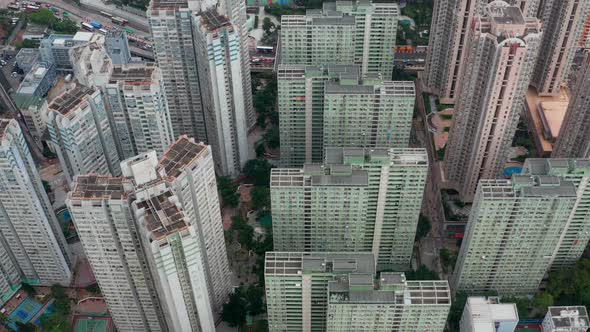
[524,86,570,155]
[488,5,525,25]
[110,64,155,84]
[325,81,375,95]
[523,158,590,177]
[70,175,131,201]
[48,85,94,116]
[200,10,231,31]
[324,147,428,166]
[159,136,206,179]
[265,252,375,276]
[464,297,518,332]
[547,306,589,329]
[149,0,188,10]
[135,189,187,240]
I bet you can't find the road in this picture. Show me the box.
[34,0,150,34]
[415,76,445,277]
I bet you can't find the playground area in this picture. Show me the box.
[73,315,113,332]
[515,323,543,332]
[5,297,54,331]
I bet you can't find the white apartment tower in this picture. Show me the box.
[147,0,208,141]
[522,158,590,270]
[271,148,428,270]
[459,297,519,332]
[46,85,122,185]
[452,177,578,296]
[67,175,168,332]
[193,11,250,176]
[542,306,590,332]
[0,119,71,287]
[104,64,175,159]
[552,55,590,159]
[444,2,541,201]
[158,136,233,311]
[531,0,589,96]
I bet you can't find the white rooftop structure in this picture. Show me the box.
[460,297,519,332]
[543,306,590,332]
[73,32,94,42]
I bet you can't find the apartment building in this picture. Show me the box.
[531,0,589,96]
[522,159,590,269]
[278,64,415,167]
[104,64,174,159]
[459,297,518,332]
[46,85,121,185]
[552,55,590,159]
[0,119,71,288]
[452,177,578,296]
[265,252,450,332]
[271,148,427,270]
[192,11,249,176]
[280,0,399,76]
[444,3,541,201]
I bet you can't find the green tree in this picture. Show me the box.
[217,176,239,208]
[502,296,531,319]
[16,322,36,332]
[404,265,438,280]
[262,17,275,34]
[85,283,100,295]
[255,141,266,158]
[414,214,431,242]
[20,282,36,296]
[533,292,554,311]
[243,159,274,187]
[263,127,280,149]
[245,285,266,315]
[221,291,247,327]
[42,180,52,194]
[251,186,270,211]
[447,291,468,332]
[16,39,38,49]
[28,9,55,25]
[53,19,79,34]
[231,215,254,249]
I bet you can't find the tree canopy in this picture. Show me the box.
[414,214,431,242]
[251,186,270,211]
[27,9,79,34]
[217,176,239,208]
[221,286,266,328]
[243,159,274,187]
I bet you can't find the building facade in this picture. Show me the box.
[452,177,578,296]
[444,3,541,201]
[280,0,399,76]
[104,64,175,160]
[531,0,589,96]
[459,297,518,332]
[278,65,415,167]
[39,32,94,72]
[193,11,250,176]
[0,119,72,287]
[158,136,233,312]
[265,252,450,332]
[105,30,132,65]
[46,85,122,185]
[67,175,168,332]
[522,159,590,270]
[552,55,590,159]
[271,148,427,270]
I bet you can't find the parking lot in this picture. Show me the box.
[0,56,24,93]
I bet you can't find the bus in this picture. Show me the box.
[112,17,128,25]
[81,22,94,31]
[98,28,108,35]
[256,46,274,54]
[99,11,113,18]
[7,4,20,11]
[124,28,134,34]
[62,12,69,18]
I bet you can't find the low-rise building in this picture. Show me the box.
[22,23,47,41]
[459,297,518,332]
[13,95,48,148]
[40,32,94,72]
[16,62,56,98]
[542,306,589,332]
[15,48,40,74]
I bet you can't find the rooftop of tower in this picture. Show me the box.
[478,178,578,198]
[48,85,95,116]
[70,175,132,200]
[109,64,156,84]
[149,0,187,10]
[159,135,207,179]
[200,10,231,31]
[265,252,375,276]
[324,147,428,166]
[135,189,188,240]
[328,272,451,305]
[522,158,590,176]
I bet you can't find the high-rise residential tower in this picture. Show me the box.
[67,175,167,332]
[104,64,175,160]
[46,85,122,185]
[193,11,250,176]
[521,159,590,270]
[280,0,399,76]
[265,252,450,332]
[531,0,589,96]
[552,55,590,159]
[278,64,415,167]
[271,148,427,270]
[452,177,577,296]
[147,0,209,141]
[443,3,541,202]
[0,119,71,287]
[158,136,232,311]
[148,0,254,172]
